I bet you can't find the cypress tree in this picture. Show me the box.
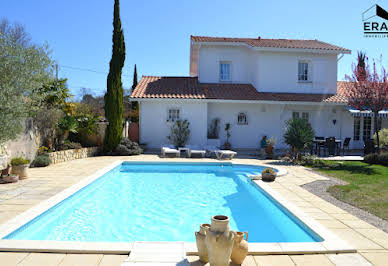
[131,64,139,123]
[104,0,126,152]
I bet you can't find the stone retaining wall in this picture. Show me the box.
[48,147,99,164]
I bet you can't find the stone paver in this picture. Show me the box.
[0,155,388,265]
[327,253,372,266]
[58,254,103,266]
[254,255,295,266]
[18,253,66,266]
[360,251,388,266]
[290,254,333,266]
[0,252,29,266]
[98,254,127,266]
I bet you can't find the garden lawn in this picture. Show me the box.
[310,161,388,221]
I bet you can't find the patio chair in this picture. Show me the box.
[185,145,206,158]
[161,145,180,158]
[214,150,237,160]
[315,137,326,156]
[342,137,351,155]
[326,137,336,156]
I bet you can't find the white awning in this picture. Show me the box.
[347,107,388,118]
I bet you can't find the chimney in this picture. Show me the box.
[258,36,261,40]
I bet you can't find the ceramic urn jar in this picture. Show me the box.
[195,223,210,263]
[231,231,248,265]
[205,215,235,266]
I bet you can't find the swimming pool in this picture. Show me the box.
[4,162,322,243]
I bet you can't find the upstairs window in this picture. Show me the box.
[298,61,310,81]
[237,112,248,125]
[220,62,231,81]
[168,109,180,122]
[292,112,299,119]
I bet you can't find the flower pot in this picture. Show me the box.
[2,174,19,183]
[265,145,273,158]
[231,231,249,265]
[11,164,29,179]
[1,165,11,176]
[195,223,210,263]
[205,215,235,266]
[261,172,276,182]
[224,142,231,150]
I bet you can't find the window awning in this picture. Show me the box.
[347,107,388,118]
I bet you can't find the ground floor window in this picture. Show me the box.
[363,117,372,140]
[353,117,360,141]
[302,112,309,121]
[292,111,309,121]
[168,109,180,122]
[237,112,247,125]
[292,112,299,119]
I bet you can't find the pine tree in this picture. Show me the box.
[104,0,126,152]
[130,64,139,123]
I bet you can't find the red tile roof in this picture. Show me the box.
[130,76,349,103]
[191,36,351,53]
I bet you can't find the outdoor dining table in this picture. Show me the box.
[312,139,342,156]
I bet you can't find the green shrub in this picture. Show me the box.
[58,116,78,133]
[284,118,315,159]
[168,119,190,148]
[364,152,388,166]
[31,155,51,167]
[56,141,82,151]
[11,157,30,166]
[262,168,276,174]
[107,138,142,156]
[375,128,388,148]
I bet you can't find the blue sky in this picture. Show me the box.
[2,0,387,98]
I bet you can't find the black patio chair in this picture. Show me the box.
[315,137,325,156]
[342,137,351,155]
[325,137,336,156]
[364,139,376,155]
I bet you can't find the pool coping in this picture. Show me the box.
[0,160,355,255]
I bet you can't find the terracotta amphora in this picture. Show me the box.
[195,223,210,263]
[205,215,235,266]
[231,231,248,265]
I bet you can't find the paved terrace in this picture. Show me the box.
[0,155,387,266]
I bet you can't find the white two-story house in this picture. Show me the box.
[130,35,387,150]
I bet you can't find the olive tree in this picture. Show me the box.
[0,19,54,145]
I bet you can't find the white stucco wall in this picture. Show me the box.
[139,101,208,148]
[197,45,338,94]
[139,100,374,150]
[198,45,253,84]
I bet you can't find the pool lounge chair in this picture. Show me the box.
[214,150,237,160]
[161,145,180,157]
[185,145,206,158]
[204,145,219,158]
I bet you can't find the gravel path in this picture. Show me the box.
[302,168,388,233]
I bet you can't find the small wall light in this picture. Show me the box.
[332,119,337,125]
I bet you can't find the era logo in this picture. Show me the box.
[362,4,388,37]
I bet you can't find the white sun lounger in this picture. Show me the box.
[214,150,237,160]
[161,145,180,157]
[185,145,206,158]
[204,145,219,158]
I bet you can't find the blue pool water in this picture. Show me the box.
[4,162,322,242]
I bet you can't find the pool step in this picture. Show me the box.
[122,241,189,266]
